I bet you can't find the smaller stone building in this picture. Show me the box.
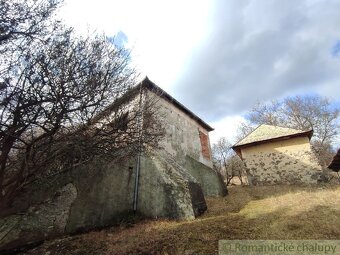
[328,149,340,183]
[328,148,340,172]
[232,124,322,185]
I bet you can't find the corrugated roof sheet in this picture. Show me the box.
[233,124,312,147]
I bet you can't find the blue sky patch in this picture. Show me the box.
[107,31,128,48]
[331,40,340,57]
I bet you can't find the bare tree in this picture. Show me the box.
[212,137,247,185]
[212,137,231,175]
[248,100,282,126]
[0,0,63,81]
[0,0,164,210]
[0,0,60,43]
[283,96,339,145]
[235,120,256,142]
[238,95,339,167]
[226,154,248,185]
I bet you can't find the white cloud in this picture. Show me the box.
[174,0,340,121]
[209,115,246,145]
[58,0,211,92]
[58,0,340,143]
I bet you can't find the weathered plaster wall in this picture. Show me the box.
[241,137,322,185]
[138,153,207,219]
[152,92,213,168]
[0,154,207,252]
[0,158,135,251]
[0,87,225,252]
[185,156,228,197]
[145,91,226,197]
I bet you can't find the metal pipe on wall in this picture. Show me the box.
[133,83,144,212]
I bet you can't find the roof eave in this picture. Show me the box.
[139,77,214,132]
[232,129,314,152]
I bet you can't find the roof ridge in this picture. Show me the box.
[140,77,214,132]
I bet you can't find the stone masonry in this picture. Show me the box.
[233,124,322,185]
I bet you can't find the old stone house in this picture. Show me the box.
[0,78,226,252]
[328,148,340,172]
[232,124,322,185]
[328,149,340,182]
[117,77,227,219]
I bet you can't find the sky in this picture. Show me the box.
[59,0,340,145]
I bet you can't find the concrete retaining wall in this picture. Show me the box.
[185,156,228,197]
[0,153,208,252]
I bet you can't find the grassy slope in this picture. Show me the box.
[25,185,340,255]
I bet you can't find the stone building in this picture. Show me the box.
[0,78,226,252]
[328,148,340,172]
[328,149,340,183]
[120,77,227,220]
[328,149,340,172]
[232,124,322,185]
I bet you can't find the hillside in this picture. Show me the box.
[23,184,340,255]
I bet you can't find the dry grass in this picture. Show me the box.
[25,184,340,255]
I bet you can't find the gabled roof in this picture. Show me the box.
[137,77,214,132]
[93,77,213,132]
[328,149,340,172]
[232,124,313,154]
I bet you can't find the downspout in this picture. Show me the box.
[133,83,144,212]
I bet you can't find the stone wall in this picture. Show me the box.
[0,153,207,252]
[185,156,228,197]
[0,157,133,251]
[241,137,322,185]
[138,153,207,219]
[149,92,227,196]
[151,91,213,168]
[0,87,226,252]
